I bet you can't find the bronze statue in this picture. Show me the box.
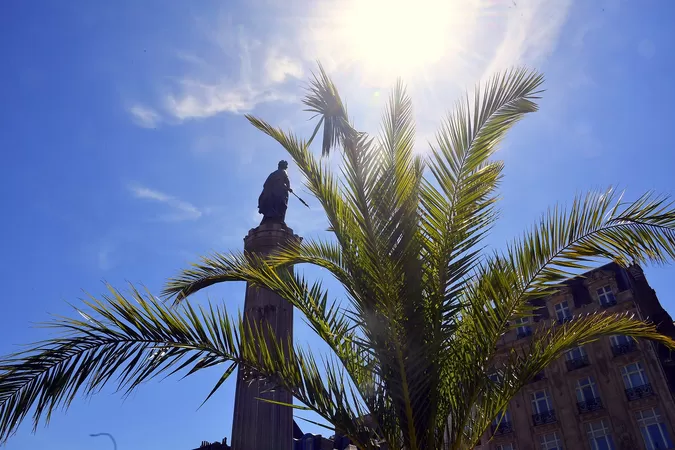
[258,160,292,225]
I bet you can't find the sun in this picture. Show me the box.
[336,0,477,81]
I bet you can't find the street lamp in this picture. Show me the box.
[90,432,118,450]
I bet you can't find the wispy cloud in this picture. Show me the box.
[128,0,572,129]
[163,40,302,121]
[128,22,304,126]
[128,104,161,128]
[481,0,573,79]
[165,80,294,120]
[264,50,304,84]
[128,184,203,222]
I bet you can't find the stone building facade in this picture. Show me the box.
[478,263,675,450]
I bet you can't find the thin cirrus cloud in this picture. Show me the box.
[129,27,305,126]
[128,184,203,222]
[127,0,572,128]
[480,0,573,80]
[128,104,161,128]
[164,79,294,120]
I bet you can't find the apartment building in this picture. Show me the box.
[480,263,675,450]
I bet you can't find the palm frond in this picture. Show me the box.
[421,68,544,328]
[457,189,675,367]
[165,251,354,350]
[0,286,238,442]
[302,62,353,156]
[509,189,675,294]
[0,286,377,447]
[374,80,424,261]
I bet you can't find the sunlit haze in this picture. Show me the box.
[333,0,478,80]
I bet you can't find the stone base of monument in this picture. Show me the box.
[230,223,301,450]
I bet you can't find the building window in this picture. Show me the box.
[532,390,552,413]
[576,376,603,413]
[622,362,654,400]
[609,334,637,345]
[540,432,563,450]
[496,444,515,450]
[597,285,616,307]
[576,376,598,402]
[611,335,634,346]
[515,317,532,338]
[493,409,512,425]
[555,301,572,323]
[610,335,637,356]
[566,346,587,361]
[565,346,590,371]
[531,390,556,425]
[586,420,615,450]
[492,409,514,435]
[636,408,674,450]
[621,362,648,388]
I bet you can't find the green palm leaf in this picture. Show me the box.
[0,287,380,448]
[303,62,353,156]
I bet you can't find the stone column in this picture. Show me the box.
[231,223,301,450]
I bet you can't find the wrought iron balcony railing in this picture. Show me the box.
[557,316,573,325]
[601,299,617,308]
[566,354,590,371]
[577,397,603,414]
[611,341,638,357]
[625,383,654,401]
[491,421,514,436]
[532,410,557,426]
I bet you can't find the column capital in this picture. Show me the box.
[244,223,302,255]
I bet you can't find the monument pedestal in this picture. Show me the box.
[230,223,301,450]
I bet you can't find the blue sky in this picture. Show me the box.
[2,0,675,448]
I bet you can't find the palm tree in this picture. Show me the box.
[2,65,675,450]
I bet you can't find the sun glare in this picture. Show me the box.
[338,0,476,80]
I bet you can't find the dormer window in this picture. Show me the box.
[597,285,617,307]
[554,301,572,324]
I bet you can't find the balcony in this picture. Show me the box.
[612,341,638,357]
[517,328,532,339]
[577,397,604,414]
[625,383,654,401]
[532,410,557,426]
[566,354,590,371]
[601,299,618,308]
[491,421,514,436]
[557,316,573,325]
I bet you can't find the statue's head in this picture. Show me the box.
[278,160,289,170]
